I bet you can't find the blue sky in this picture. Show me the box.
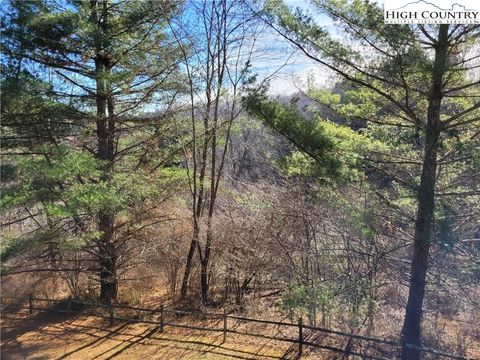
[254,0,336,95]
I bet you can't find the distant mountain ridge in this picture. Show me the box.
[392,0,475,11]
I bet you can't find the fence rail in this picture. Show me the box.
[0,295,471,360]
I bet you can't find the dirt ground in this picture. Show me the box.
[0,310,310,360]
[4,309,476,360]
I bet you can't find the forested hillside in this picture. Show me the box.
[1,1,479,359]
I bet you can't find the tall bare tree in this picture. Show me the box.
[170,0,259,303]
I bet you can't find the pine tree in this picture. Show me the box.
[2,0,182,303]
[253,1,479,358]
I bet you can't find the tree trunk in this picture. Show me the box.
[180,110,210,301]
[99,213,117,304]
[401,24,449,360]
[96,85,117,304]
[180,222,199,300]
[92,0,117,305]
[200,260,209,303]
[200,222,213,303]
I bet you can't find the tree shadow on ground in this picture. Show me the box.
[1,307,77,345]
[54,322,285,360]
[1,312,287,359]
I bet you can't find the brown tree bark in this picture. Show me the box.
[95,64,117,304]
[180,222,199,300]
[176,0,252,303]
[92,0,117,305]
[401,24,449,360]
[200,223,213,303]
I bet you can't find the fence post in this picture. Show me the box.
[160,304,164,333]
[109,304,114,326]
[223,307,227,343]
[67,296,72,317]
[298,317,303,358]
[28,294,33,315]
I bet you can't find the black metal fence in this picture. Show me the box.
[0,295,471,360]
